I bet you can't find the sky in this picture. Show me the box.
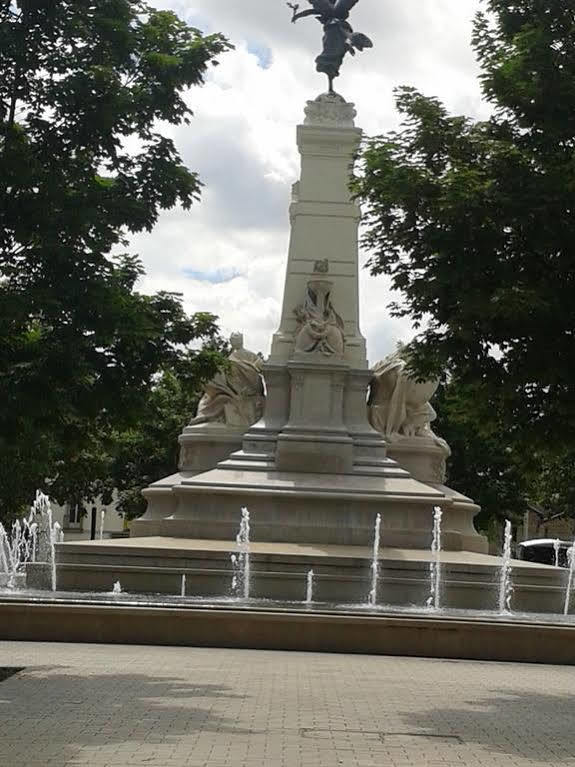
[133,0,488,364]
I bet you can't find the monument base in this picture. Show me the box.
[132,458,487,553]
[178,424,246,475]
[385,435,450,485]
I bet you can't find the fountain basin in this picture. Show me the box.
[1,596,575,665]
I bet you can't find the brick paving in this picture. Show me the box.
[0,641,574,766]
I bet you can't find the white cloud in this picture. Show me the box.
[132,0,485,362]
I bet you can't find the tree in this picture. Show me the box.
[0,1,230,520]
[433,381,529,537]
[354,0,575,454]
[77,338,230,522]
[434,377,575,539]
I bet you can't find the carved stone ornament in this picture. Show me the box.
[304,92,357,128]
[294,278,345,357]
[189,332,265,428]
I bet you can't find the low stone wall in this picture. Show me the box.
[1,601,575,665]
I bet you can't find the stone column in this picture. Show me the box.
[269,93,367,369]
[264,92,381,475]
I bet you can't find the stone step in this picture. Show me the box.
[50,539,567,613]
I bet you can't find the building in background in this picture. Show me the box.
[51,493,126,540]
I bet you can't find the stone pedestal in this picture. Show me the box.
[131,425,246,538]
[178,424,246,475]
[385,436,449,486]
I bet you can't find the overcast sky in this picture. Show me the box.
[133,0,487,363]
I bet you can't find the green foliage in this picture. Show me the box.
[0,1,231,521]
[110,344,229,520]
[434,382,529,534]
[354,1,575,530]
[354,0,575,453]
[56,336,229,522]
[434,377,575,535]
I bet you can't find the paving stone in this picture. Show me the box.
[0,642,574,766]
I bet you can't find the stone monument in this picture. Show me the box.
[57,6,570,613]
[132,49,487,553]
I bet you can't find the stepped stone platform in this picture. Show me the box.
[54,536,567,614]
[135,462,486,552]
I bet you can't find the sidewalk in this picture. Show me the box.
[1,641,574,766]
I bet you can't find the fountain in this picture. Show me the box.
[306,569,314,605]
[0,523,17,589]
[498,520,514,614]
[0,491,58,590]
[99,509,105,541]
[1,490,572,623]
[2,56,575,662]
[368,513,382,607]
[426,507,443,610]
[1,489,575,666]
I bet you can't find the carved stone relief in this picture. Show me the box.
[293,268,345,358]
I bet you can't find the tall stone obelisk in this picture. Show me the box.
[256,92,382,478]
[269,93,366,369]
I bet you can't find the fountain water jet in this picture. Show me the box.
[235,508,251,599]
[306,569,314,605]
[0,528,10,579]
[181,574,186,597]
[50,520,62,592]
[554,539,561,568]
[426,507,443,610]
[498,520,514,614]
[230,554,238,595]
[99,510,105,541]
[368,513,382,607]
[564,545,575,616]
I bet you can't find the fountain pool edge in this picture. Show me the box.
[1,599,574,665]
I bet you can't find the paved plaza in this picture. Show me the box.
[0,641,574,766]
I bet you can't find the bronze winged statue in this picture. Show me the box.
[287,0,373,93]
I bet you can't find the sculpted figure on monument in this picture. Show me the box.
[294,271,345,357]
[368,344,449,448]
[288,0,373,93]
[189,332,265,428]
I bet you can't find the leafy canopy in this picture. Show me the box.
[0,1,230,519]
[354,0,575,451]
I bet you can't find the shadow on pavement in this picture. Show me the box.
[0,667,256,765]
[403,687,575,762]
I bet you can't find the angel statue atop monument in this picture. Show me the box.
[287,0,373,92]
